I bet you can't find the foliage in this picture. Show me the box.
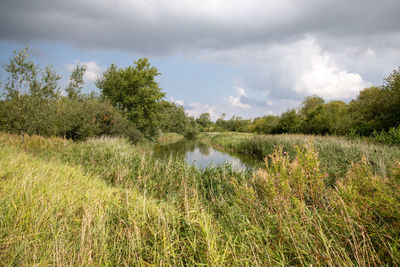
[65,63,87,99]
[372,125,400,146]
[278,108,301,133]
[157,100,196,135]
[215,115,251,132]
[196,112,212,130]
[0,48,142,143]
[95,59,165,138]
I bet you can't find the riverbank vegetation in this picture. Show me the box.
[1,132,400,265]
[207,132,400,185]
[1,47,400,265]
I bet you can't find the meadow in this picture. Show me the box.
[1,132,400,266]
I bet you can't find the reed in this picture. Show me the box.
[1,132,399,265]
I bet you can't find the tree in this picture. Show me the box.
[3,47,61,99]
[196,113,212,129]
[279,109,301,133]
[299,95,326,134]
[157,100,194,135]
[96,59,165,138]
[322,100,351,135]
[66,64,87,99]
[1,47,61,135]
[382,66,400,129]
[349,86,385,134]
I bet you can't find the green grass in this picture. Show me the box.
[208,132,400,185]
[1,132,400,265]
[157,132,185,145]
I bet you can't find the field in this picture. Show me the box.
[1,132,400,266]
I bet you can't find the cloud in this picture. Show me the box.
[227,86,272,109]
[1,0,400,55]
[2,0,400,117]
[83,61,102,82]
[170,97,185,106]
[277,36,372,99]
[65,60,102,82]
[236,87,246,96]
[227,95,251,109]
[202,36,372,101]
[184,102,217,120]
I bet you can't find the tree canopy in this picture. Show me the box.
[96,58,165,138]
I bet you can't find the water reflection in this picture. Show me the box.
[153,138,262,171]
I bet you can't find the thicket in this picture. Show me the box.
[0,48,196,141]
[1,133,400,265]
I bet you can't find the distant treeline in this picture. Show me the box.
[196,68,400,145]
[0,48,197,142]
[1,47,400,145]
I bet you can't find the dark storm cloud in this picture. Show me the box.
[1,0,400,54]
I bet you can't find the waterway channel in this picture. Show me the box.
[153,138,263,171]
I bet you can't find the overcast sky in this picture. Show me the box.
[1,0,400,119]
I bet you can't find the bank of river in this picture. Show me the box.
[153,138,262,171]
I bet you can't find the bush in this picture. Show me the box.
[373,125,400,146]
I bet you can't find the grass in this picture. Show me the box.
[1,132,400,265]
[157,132,184,145]
[208,132,400,185]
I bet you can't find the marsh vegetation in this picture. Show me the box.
[1,48,400,265]
[1,133,400,265]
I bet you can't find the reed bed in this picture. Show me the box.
[1,132,399,265]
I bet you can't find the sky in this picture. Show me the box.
[1,0,400,120]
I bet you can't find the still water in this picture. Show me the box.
[153,138,262,171]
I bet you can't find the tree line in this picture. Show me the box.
[1,47,399,145]
[196,67,400,145]
[0,48,197,142]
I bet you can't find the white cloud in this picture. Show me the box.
[170,97,185,106]
[227,95,251,109]
[83,61,102,82]
[235,86,246,96]
[278,36,372,99]
[199,36,372,101]
[65,61,102,83]
[184,102,216,119]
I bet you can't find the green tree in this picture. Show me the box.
[96,59,165,138]
[196,113,212,130]
[66,64,87,99]
[349,86,385,135]
[322,100,351,135]
[299,95,326,134]
[249,115,280,134]
[279,109,302,133]
[382,66,400,129]
[1,47,61,135]
[158,100,194,135]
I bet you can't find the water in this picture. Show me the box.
[153,138,262,171]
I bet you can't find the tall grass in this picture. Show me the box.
[157,132,184,145]
[1,132,400,265]
[209,132,400,185]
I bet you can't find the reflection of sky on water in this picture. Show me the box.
[186,148,246,171]
[153,138,262,171]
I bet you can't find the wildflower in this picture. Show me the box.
[283,151,287,155]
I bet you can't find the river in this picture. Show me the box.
[153,138,262,171]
